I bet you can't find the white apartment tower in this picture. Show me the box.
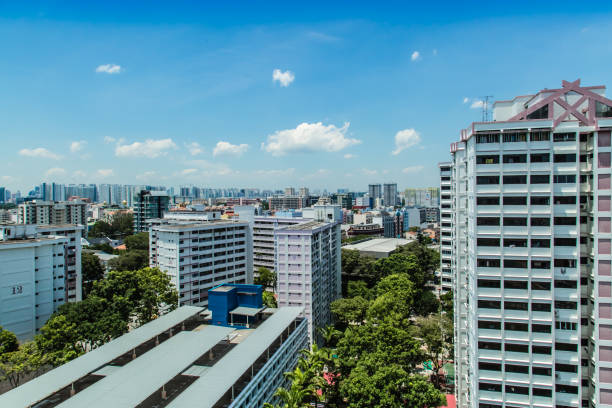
[275,207,342,344]
[18,200,88,227]
[446,80,612,408]
[150,218,253,307]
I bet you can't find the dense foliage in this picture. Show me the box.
[89,213,134,239]
[266,241,452,408]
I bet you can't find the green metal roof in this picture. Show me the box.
[57,325,234,408]
[0,306,204,408]
[166,307,303,408]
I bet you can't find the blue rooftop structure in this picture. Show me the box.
[208,283,265,327]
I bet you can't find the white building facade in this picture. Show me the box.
[447,80,612,408]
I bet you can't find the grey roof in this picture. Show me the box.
[57,325,234,408]
[0,306,204,408]
[229,306,266,317]
[166,307,303,408]
[343,238,411,253]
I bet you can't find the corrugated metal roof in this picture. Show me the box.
[57,325,234,408]
[0,306,204,408]
[166,307,303,408]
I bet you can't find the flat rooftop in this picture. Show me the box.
[280,220,328,231]
[343,238,411,255]
[153,220,249,230]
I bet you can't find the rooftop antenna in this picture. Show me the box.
[480,95,494,122]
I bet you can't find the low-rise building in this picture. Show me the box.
[342,237,412,258]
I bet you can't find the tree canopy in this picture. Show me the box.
[82,252,105,297]
[89,213,134,239]
[124,232,149,251]
[254,267,276,289]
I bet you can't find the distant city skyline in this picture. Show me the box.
[2,2,612,191]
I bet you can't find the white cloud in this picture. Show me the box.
[136,171,157,180]
[362,168,378,176]
[1,175,15,183]
[181,168,198,175]
[263,122,360,156]
[402,165,424,174]
[411,51,421,61]
[45,167,66,178]
[213,141,249,157]
[343,153,355,159]
[104,136,116,144]
[115,138,177,158]
[96,64,122,74]
[96,169,114,178]
[255,168,296,177]
[19,147,62,160]
[301,169,330,180]
[272,69,295,87]
[186,142,204,156]
[392,128,422,155]
[471,100,484,109]
[70,141,87,153]
[463,97,470,104]
[73,170,87,178]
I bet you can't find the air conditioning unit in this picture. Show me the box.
[560,268,567,274]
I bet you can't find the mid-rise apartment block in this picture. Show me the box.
[0,225,70,340]
[150,218,252,307]
[446,80,612,408]
[268,195,307,211]
[275,214,341,343]
[18,200,88,227]
[383,183,398,207]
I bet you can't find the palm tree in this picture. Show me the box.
[319,325,341,347]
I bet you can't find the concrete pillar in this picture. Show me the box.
[155,335,159,346]
[231,385,235,401]
[169,328,173,337]
[132,348,136,359]
[209,349,214,360]
[161,384,167,400]
[70,383,75,396]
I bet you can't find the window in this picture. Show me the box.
[505,364,529,374]
[503,154,527,163]
[530,174,550,184]
[477,155,500,164]
[479,300,501,309]
[477,258,500,268]
[476,133,500,144]
[531,196,550,205]
[532,388,552,397]
[478,238,500,247]
[532,345,552,354]
[503,175,527,184]
[503,132,527,143]
[554,217,576,225]
[554,237,576,246]
[554,258,576,268]
[554,153,577,163]
[555,384,578,395]
[504,259,528,269]
[505,301,528,311]
[553,132,576,142]
[530,130,551,140]
[504,238,527,247]
[531,260,551,269]
[505,280,528,289]
[554,174,576,184]
[479,382,502,392]
[532,323,551,333]
[478,279,500,288]
[531,238,550,248]
[554,196,576,205]
[505,322,529,331]
[531,152,550,162]
[504,217,527,226]
[531,217,550,226]
[479,320,501,330]
[477,217,500,226]
[555,342,578,352]
[596,102,612,118]
[503,196,526,205]
[477,196,500,205]
[505,343,529,353]
[555,321,577,331]
[505,385,529,395]
[555,363,577,373]
[554,279,577,288]
[479,362,502,371]
[477,176,500,185]
[532,303,551,312]
[532,366,552,376]
[479,341,501,350]
[531,281,551,290]
[555,300,578,309]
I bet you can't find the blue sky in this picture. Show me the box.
[2,1,612,192]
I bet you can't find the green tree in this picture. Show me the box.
[35,315,81,366]
[331,296,369,328]
[0,342,47,389]
[372,253,427,289]
[254,267,276,288]
[440,290,454,318]
[82,252,105,297]
[89,220,113,238]
[319,325,341,348]
[110,213,134,238]
[367,273,415,322]
[124,232,149,251]
[262,291,277,308]
[108,250,149,271]
[91,267,178,324]
[347,280,372,299]
[0,326,19,355]
[415,314,454,389]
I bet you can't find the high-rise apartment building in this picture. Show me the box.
[275,208,341,343]
[0,225,71,340]
[150,218,252,307]
[446,80,612,408]
[368,184,382,206]
[133,190,170,233]
[18,200,88,226]
[383,183,398,207]
[439,163,453,293]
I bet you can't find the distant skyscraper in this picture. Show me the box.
[133,190,170,233]
[383,183,398,207]
[0,187,5,203]
[284,187,296,196]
